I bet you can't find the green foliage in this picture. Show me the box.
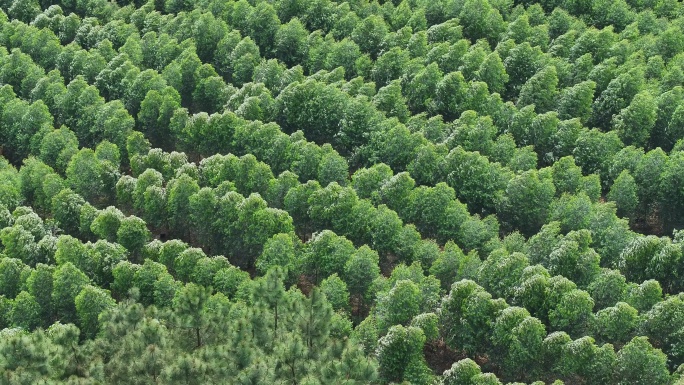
[478,250,529,300]
[613,91,657,148]
[343,245,381,300]
[74,284,115,338]
[608,170,638,218]
[52,262,90,324]
[614,336,671,384]
[376,279,422,331]
[256,232,299,278]
[66,148,105,203]
[2,1,684,383]
[90,206,124,242]
[302,230,355,284]
[517,65,559,113]
[557,80,596,123]
[320,273,350,313]
[443,358,484,384]
[51,188,84,236]
[441,280,507,354]
[593,302,638,344]
[116,216,150,259]
[497,170,555,236]
[9,291,41,329]
[377,325,430,383]
[549,289,594,337]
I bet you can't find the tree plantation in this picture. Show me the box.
[4,0,684,384]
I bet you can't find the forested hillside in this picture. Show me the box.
[3,0,684,383]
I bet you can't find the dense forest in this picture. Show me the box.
[3,0,684,383]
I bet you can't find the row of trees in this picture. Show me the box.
[3,0,684,383]
[3,1,684,235]
[3,143,684,382]
[0,201,679,385]
[1,268,379,384]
